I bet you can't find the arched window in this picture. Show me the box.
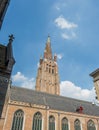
[62,117,69,130]
[32,112,42,130]
[87,120,96,130]
[49,115,55,130]
[11,109,24,130]
[74,119,81,130]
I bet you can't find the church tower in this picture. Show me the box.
[35,36,60,95]
[0,35,15,120]
[90,68,99,101]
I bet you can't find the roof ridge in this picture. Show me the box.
[11,86,92,104]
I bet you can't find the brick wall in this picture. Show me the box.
[3,103,99,130]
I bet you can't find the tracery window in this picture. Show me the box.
[11,109,24,130]
[62,117,69,130]
[87,120,96,130]
[74,119,81,130]
[49,115,55,130]
[32,112,42,130]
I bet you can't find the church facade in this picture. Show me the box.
[0,36,99,130]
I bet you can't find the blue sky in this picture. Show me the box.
[0,0,99,101]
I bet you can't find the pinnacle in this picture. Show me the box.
[47,35,51,43]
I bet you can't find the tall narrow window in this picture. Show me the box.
[11,109,24,130]
[74,119,81,130]
[32,112,42,130]
[87,120,96,130]
[52,69,54,74]
[49,115,55,130]
[49,68,51,73]
[62,117,69,130]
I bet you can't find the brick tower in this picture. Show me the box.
[0,0,11,29]
[35,36,60,95]
[0,35,15,121]
[90,68,99,101]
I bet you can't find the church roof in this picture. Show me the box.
[10,86,99,117]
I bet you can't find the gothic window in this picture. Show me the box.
[74,119,81,130]
[87,120,96,130]
[32,112,42,130]
[46,64,48,71]
[52,69,54,74]
[49,68,51,73]
[49,115,55,130]
[11,109,24,130]
[62,117,69,130]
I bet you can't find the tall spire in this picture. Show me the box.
[44,36,52,59]
[36,36,60,95]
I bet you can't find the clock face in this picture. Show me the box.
[0,76,9,85]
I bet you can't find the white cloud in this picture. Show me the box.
[55,16,78,29]
[55,5,60,11]
[60,81,96,101]
[57,54,63,59]
[54,2,67,11]
[12,72,96,102]
[12,72,35,89]
[61,33,71,40]
[61,32,77,40]
[12,72,27,81]
[54,16,78,40]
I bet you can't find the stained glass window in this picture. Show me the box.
[74,119,81,130]
[49,115,55,130]
[11,109,24,130]
[62,117,69,130]
[32,112,42,130]
[87,120,96,130]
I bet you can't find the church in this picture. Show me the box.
[0,34,99,130]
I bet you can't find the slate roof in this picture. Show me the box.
[10,86,99,117]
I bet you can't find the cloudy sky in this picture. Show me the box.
[0,0,99,101]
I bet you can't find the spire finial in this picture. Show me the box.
[9,34,15,43]
[47,35,50,43]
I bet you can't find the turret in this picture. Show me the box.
[6,34,15,71]
[0,34,15,120]
[54,54,57,62]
